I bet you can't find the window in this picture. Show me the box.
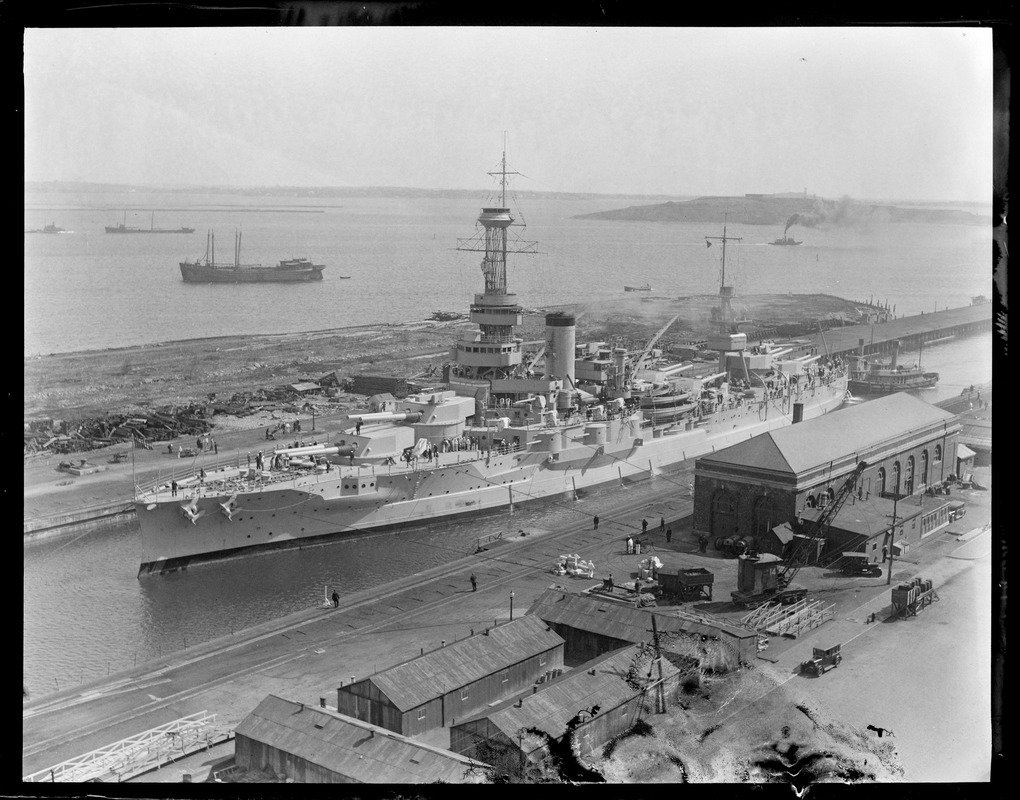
[905,456,915,495]
[417,708,426,720]
[921,450,929,484]
[500,670,509,683]
[539,655,547,667]
[460,688,469,701]
[934,444,942,463]
[877,467,886,496]
[892,462,901,495]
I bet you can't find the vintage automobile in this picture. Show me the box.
[801,644,842,676]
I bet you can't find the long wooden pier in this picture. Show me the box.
[805,302,992,360]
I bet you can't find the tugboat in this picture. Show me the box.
[26,222,70,234]
[768,234,802,246]
[848,339,939,394]
[134,148,848,576]
[624,283,652,292]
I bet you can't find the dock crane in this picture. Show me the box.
[777,460,869,588]
[731,460,868,609]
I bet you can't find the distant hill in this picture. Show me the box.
[573,194,989,227]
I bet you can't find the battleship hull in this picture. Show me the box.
[135,375,847,575]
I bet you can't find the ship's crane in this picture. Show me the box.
[629,313,683,377]
[777,460,868,587]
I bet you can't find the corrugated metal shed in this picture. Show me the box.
[289,382,321,394]
[696,393,958,475]
[527,589,754,643]
[459,645,677,750]
[235,695,486,783]
[368,615,564,712]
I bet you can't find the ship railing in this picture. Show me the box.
[138,447,504,499]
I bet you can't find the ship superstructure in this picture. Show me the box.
[134,150,848,576]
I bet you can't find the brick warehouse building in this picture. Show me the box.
[692,393,961,548]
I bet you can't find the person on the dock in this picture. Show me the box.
[356,421,362,435]
[213,440,218,455]
[659,517,665,532]
[470,573,477,592]
[246,452,251,468]
[641,518,648,534]
[666,527,673,544]
[593,515,599,530]
[197,437,203,452]
[626,536,634,554]
[199,468,206,484]
[265,427,271,440]
[331,590,340,608]
[167,443,173,454]
[171,480,178,497]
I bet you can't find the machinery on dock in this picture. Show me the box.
[731,461,868,608]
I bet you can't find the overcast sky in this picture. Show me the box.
[24,26,994,202]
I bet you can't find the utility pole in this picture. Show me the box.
[886,492,898,585]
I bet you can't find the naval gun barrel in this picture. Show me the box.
[342,411,423,425]
[275,444,341,457]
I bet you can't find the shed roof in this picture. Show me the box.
[456,645,678,753]
[365,615,564,711]
[289,382,320,393]
[697,393,957,476]
[234,695,486,784]
[956,443,976,460]
[527,588,755,643]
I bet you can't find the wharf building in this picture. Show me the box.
[336,615,564,736]
[692,393,962,566]
[450,644,680,767]
[528,587,758,667]
[234,695,486,784]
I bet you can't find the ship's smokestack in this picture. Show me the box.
[545,312,576,410]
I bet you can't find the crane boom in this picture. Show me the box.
[631,313,683,375]
[778,460,868,586]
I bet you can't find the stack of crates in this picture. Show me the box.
[891,576,933,615]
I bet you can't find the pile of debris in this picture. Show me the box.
[24,405,215,458]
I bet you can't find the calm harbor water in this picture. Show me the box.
[23,190,993,700]
[24,190,991,356]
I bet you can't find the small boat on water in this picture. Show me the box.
[26,222,70,234]
[107,211,195,234]
[180,231,325,283]
[624,284,652,292]
[768,235,801,246]
[848,339,938,394]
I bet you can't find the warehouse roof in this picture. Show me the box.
[235,695,486,784]
[696,393,958,476]
[455,645,678,754]
[364,614,564,712]
[527,588,755,643]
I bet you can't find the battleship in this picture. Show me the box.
[134,152,848,576]
[179,231,326,283]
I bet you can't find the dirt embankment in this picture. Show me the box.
[24,294,864,425]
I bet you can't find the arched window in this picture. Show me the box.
[711,490,738,538]
[753,495,776,537]
[921,450,929,485]
[904,456,915,495]
[892,462,901,496]
[934,444,942,463]
[876,467,886,496]
[805,495,817,508]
